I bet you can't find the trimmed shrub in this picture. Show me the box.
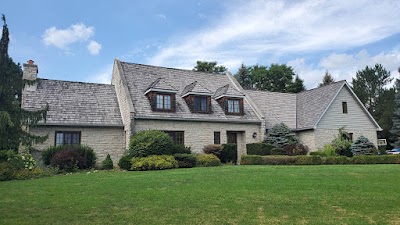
[131,155,178,171]
[270,148,285,155]
[295,156,323,165]
[0,162,16,181]
[265,123,300,148]
[283,144,309,156]
[246,143,273,155]
[128,130,173,157]
[203,144,222,155]
[240,155,264,165]
[262,155,297,165]
[101,154,114,170]
[118,155,132,170]
[42,145,96,168]
[196,154,221,167]
[174,154,197,168]
[309,151,326,157]
[221,144,237,164]
[50,148,86,172]
[170,144,191,154]
[323,156,350,165]
[351,136,377,155]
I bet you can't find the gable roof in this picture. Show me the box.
[117,61,260,123]
[145,77,178,94]
[213,84,245,99]
[181,81,213,97]
[23,79,123,126]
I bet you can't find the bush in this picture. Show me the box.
[42,145,96,168]
[323,156,350,165]
[174,154,197,168]
[170,144,191,154]
[309,151,326,157]
[50,148,86,172]
[13,167,48,180]
[295,156,323,165]
[118,155,132,170]
[262,155,298,165]
[0,162,16,181]
[270,148,285,155]
[351,136,377,155]
[320,144,337,157]
[246,143,273,155]
[240,155,264,165]
[331,128,352,157]
[131,155,178,171]
[0,150,17,163]
[20,152,36,170]
[101,154,114,170]
[283,144,309,156]
[203,144,222,155]
[265,123,300,148]
[221,144,238,164]
[196,154,221,167]
[128,130,173,157]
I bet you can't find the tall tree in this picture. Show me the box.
[287,75,306,93]
[193,61,227,74]
[318,70,335,87]
[0,15,47,151]
[234,63,252,89]
[390,68,400,147]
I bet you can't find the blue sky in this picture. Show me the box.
[2,0,400,88]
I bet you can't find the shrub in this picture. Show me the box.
[42,145,96,168]
[351,136,377,155]
[50,148,86,172]
[20,152,36,170]
[321,144,337,157]
[174,154,197,168]
[270,148,285,155]
[131,155,178,171]
[170,144,191,154]
[246,143,273,155]
[118,155,132,170]
[283,144,309,156]
[323,156,350,165]
[309,151,326,157]
[203,144,222,156]
[262,155,298,165]
[240,155,264,165]
[128,130,173,157]
[264,123,300,148]
[295,156,323,165]
[0,162,16,181]
[101,154,114,170]
[0,150,17,163]
[13,167,47,180]
[196,154,221,167]
[221,144,237,164]
[331,128,352,157]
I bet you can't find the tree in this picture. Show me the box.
[234,63,252,89]
[391,78,400,147]
[318,70,335,87]
[350,136,376,155]
[287,75,306,93]
[0,15,47,151]
[193,61,227,74]
[264,123,300,148]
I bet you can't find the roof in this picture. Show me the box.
[181,81,213,97]
[213,84,245,99]
[118,61,260,122]
[23,79,123,126]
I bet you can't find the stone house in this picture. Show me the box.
[22,59,381,162]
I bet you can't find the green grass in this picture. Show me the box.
[1,165,400,225]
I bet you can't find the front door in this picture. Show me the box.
[227,132,237,144]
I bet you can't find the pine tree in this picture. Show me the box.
[390,78,400,147]
[0,15,47,151]
[234,63,252,89]
[264,123,299,148]
[318,70,335,87]
[350,136,376,155]
[287,75,306,93]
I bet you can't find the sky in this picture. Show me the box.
[2,0,400,89]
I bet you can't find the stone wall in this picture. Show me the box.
[296,130,316,151]
[314,128,378,150]
[30,126,125,164]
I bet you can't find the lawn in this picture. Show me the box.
[1,165,400,225]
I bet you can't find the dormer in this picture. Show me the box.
[214,84,245,115]
[181,81,213,114]
[145,78,178,112]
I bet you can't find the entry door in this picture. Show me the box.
[227,132,237,144]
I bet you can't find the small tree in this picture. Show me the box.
[350,136,376,155]
[101,154,114,170]
[234,63,252,89]
[264,123,299,148]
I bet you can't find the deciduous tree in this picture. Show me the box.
[193,61,227,74]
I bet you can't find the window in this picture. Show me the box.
[349,133,353,141]
[214,132,221,144]
[163,131,184,145]
[194,96,207,112]
[342,102,348,114]
[55,131,81,146]
[156,94,171,110]
[227,99,240,113]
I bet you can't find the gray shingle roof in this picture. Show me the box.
[119,62,260,122]
[181,81,213,96]
[23,79,123,126]
[146,78,178,92]
[213,84,245,99]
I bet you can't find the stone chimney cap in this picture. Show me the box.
[28,59,34,65]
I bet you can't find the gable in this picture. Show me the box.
[316,85,379,130]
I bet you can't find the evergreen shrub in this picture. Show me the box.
[118,155,132,170]
[221,144,237,164]
[173,154,197,168]
[246,143,273,155]
[101,154,114,170]
[128,130,173,157]
[131,155,178,171]
[196,154,221,167]
[351,136,377,155]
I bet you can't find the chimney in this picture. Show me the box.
[23,59,38,91]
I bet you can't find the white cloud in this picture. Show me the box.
[156,14,167,20]
[148,0,400,71]
[86,64,113,84]
[42,23,95,49]
[87,40,102,55]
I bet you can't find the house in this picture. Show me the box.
[22,59,381,163]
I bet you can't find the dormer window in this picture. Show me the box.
[181,81,213,114]
[228,99,240,113]
[214,84,245,116]
[145,78,178,112]
[194,96,207,112]
[157,94,171,110]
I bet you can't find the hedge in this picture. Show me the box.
[241,155,400,165]
[246,143,273,155]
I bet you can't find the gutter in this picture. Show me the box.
[134,116,262,124]
[36,123,124,128]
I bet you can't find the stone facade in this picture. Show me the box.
[313,128,377,150]
[30,126,125,164]
[296,130,316,151]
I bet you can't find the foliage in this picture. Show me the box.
[118,155,132,170]
[50,148,86,172]
[0,162,15,181]
[173,154,197,168]
[234,63,252,89]
[318,70,335,87]
[246,143,273,155]
[20,151,36,170]
[43,145,96,169]
[203,144,222,156]
[131,155,178,171]
[196,154,221,167]
[270,148,285,155]
[221,144,237,164]
[170,144,191,154]
[0,15,48,150]
[193,61,227,74]
[101,154,114,170]
[391,79,400,147]
[351,136,377,155]
[128,130,173,157]
[264,123,299,148]
[282,144,309,156]
[0,150,17,162]
[331,127,352,157]
[287,75,306,93]
[320,144,337,157]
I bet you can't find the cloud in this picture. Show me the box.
[42,23,94,49]
[156,14,167,20]
[86,64,113,84]
[148,0,400,71]
[87,40,102,55]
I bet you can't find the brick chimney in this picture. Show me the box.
[23,59,38,91]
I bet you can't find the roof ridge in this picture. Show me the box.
[38,78,113,86]
[299,80,346,93]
